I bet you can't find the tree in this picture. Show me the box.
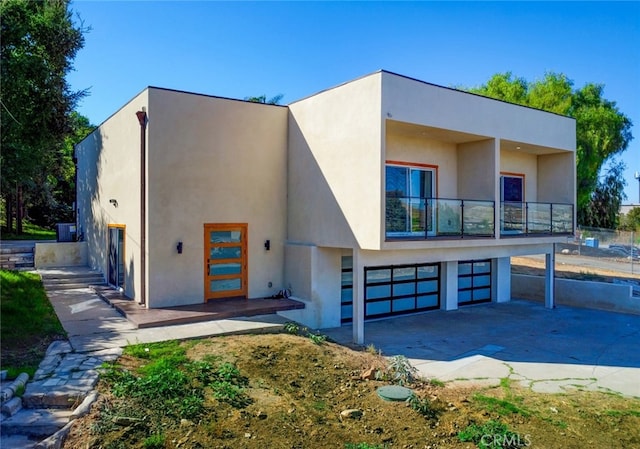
[467,72,633,224]
[245,94,284,105]
[619,207,640,232]
[1,0,87,233]
[28,112,93,226]
[580,160,626,229]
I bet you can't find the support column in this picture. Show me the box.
[352,250,365,344]
[441,261,458,311]
[494,257,511,303]
[545,251,555,309]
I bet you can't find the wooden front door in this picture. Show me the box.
[204,223,247,300]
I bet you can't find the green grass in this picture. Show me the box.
[0,270,66,377]
[1,220,56,240]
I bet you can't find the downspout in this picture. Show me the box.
[136,108,148,306]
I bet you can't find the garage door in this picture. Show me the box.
[364,263,440,319]
[458,259,491,305]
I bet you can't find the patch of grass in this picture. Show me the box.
[143,433,165,449]
[1,220,56,240]
[124,340,185,360]
[0,270,66,376]
[472,394,531,417]
[458,420,527,448]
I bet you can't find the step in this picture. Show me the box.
[43,282,107,291]
[0,408,72,438]
[39,271,103,280]
[0,247,35,255]
[43,277,105,286]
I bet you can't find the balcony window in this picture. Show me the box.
[385,164,435,237]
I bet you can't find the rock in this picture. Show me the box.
[340,409,363,420]
[180,418,194,427]
[255,411,267,420]
[360,367,377,380]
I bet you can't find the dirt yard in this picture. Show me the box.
[62,333,640,449]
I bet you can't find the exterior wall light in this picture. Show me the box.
[109,199,118,207]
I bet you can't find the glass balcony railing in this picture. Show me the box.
[385,197,495,239]
[500,202,573,236]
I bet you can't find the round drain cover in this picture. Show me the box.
[376,385,413,402]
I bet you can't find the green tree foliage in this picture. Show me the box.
[619,207,640,232]
[467,72,633,224]
[580,160,626,229]
[29,112,93,226]
[245,94,284,105]
[0,0,87,232]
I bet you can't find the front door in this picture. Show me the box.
[204,223,247,300]
[108,225,125,289]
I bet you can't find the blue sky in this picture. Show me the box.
[68,1,640,202]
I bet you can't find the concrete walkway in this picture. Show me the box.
[323,300,640,398]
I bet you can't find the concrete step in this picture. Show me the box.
[43,281,107,291]
[42,275,105,284]
[0,408,72,438]
[0,246,35,255]
[39,270,102,279]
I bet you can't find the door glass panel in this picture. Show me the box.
[367,268,391,283]
[394,282,415,296]
[418,265,438,279]
[393,297,415,312]
[393,267,415,281]
[210,231,241,243]
[210,246,241,259]
[210,278,241,292]
[209,263,242,276]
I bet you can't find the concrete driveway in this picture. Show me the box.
[322,300,640,397]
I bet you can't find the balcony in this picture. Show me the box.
[500,202,573,236]
[385,197,495,240]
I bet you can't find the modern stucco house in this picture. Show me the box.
[75,70,576,343]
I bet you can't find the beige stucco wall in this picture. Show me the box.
[381,72,576,152]
[146,89,288,307]
[457,139,496,201]
[386,133,458,198]
[75,90,148,299]
[288,73,383,250]
[537,152,575,205]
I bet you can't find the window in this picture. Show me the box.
[386,164,436,237]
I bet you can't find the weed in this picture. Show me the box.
[284,321,301,334]
[365,343,380,355]
[312,400,327,411]
[458,420,526,448]
[407,394,439,420]
[387,355,418,386]
[211,380,252,408]
[143,433,165,449]
[428,378,445,387]
[308,333,327,345]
